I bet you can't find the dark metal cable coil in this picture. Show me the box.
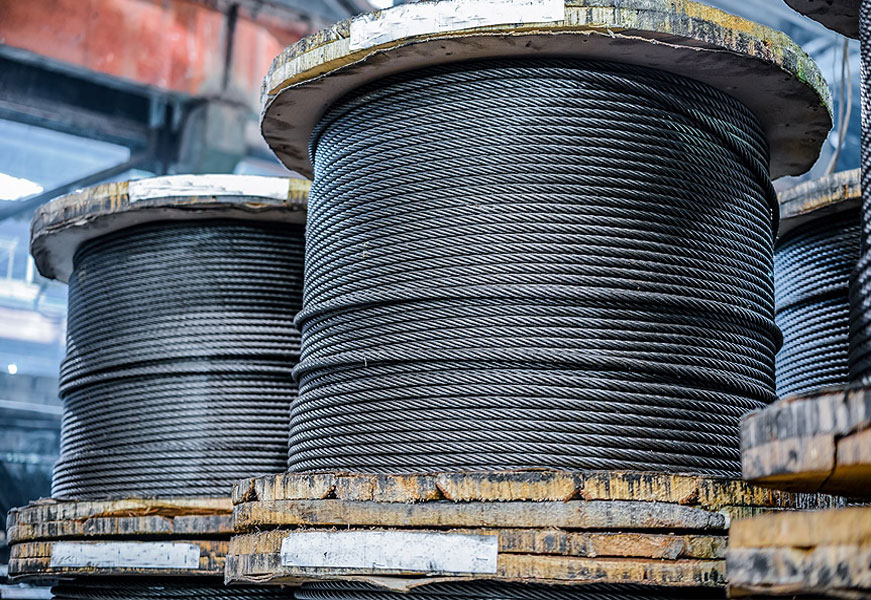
[296,581,723,600]
[52,579,290,600]
[293,58,779,478]
[53,219,304,499]
[850,0,871,383]
[775,209,860,397]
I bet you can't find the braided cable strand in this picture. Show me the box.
[53,579,290,600]
[294,59,778,478]
[296,581,723,600]
[775,210,860,397]
[53,220,304,499]
[851,0,871,382]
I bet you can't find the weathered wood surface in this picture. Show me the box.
[741,387,871,497]
[260,0,831,180]
[7,497,233,543]
[777,169,860,237]
[727,507,871,598]
[234,470,834,509]
[8,539,228,579]
[227,550,725,589]
[31,175,310,283]
[231,528,725,561]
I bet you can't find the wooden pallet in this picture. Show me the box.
[6,496,232,580]
[727,506,871,599]
[227,470,840,591]
[741,386,871,497]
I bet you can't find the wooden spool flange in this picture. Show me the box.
[30,174,310,283]
[727,506,871,598]
[6,496,233,581]
[777,169,861,238]
[226,470,842,591]
[741,385,871,498]
[783,0,859,39]
[260,0,832,180]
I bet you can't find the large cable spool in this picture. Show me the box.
[29,175,308,499]
[257,0,831,479]
[774,170,861,398]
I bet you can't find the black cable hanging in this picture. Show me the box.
[53,219,304,499]
[53,579,290,600]
[775,209,860,397]
[850,0,871,383]
[296,580,723,600]
[292,58,779,478]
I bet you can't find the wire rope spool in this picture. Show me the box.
[850,0,871,384]
[257,0,830,479]
[30,175,309,499]
[52,579,288,600]
[774,171,861,398]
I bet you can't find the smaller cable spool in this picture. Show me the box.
[295,581,723,600]
[53,579,288,600]
[30,175,308,499]
[774,172,861,398]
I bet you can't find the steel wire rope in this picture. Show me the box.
[850,0,871,382]
[775,209,860,397]
[53,580,290,600]
[53,219,304,499]
[295,581,723,600]
[293,58,779,478]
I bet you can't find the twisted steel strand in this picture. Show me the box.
[53,220,304,499]
[293,59,778,478]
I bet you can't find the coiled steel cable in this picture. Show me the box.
[850,0,871,382]
[53,579,289,600]
[53,220,304,499]
[293,59,779,478]
[296,581,722,600]
[775,210,860,397]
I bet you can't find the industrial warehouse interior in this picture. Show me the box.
[0,0,869,599]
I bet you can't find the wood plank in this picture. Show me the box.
[233,499,726,531]
[727,545,871,597]
[741,387,871,497]
[235,470,834,510]
[226,551,724,588]
[7,497,233,543]
[8,539,227,579]
[730,507,871,549]
[229,528,726,561]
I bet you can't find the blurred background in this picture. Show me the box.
[0,0,859,588]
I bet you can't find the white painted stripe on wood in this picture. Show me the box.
[280,531,498,574]
[128,175,288,202]
[50,542,200,569]
[349,0,564,50]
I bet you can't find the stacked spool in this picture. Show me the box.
[725,1,871,597]
[730,175,871,598]
[6,176,308,600]
[226,2,839,600]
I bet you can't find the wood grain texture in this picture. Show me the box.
[741,387,871,497]
[8,497,233,543]
[727,507,871,598]
[9,539,228,579]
